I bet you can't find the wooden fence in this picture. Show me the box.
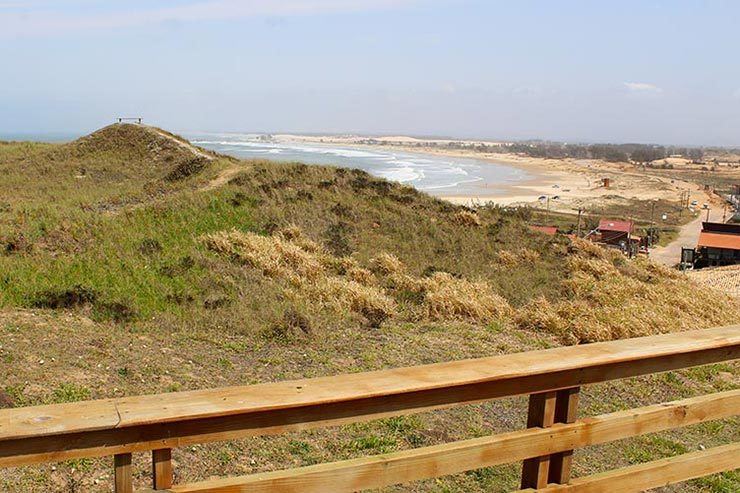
[1,325,739,492]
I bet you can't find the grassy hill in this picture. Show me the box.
[0,125,738,492]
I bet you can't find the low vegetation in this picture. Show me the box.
[0,125,737,492]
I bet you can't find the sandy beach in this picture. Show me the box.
[272,133,717,213]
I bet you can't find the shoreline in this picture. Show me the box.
[273,136,619,210]
[267,134,593,208]
[204,132,722,216]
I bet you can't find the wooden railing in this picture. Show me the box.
[1,325,739,492]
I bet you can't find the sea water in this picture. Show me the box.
[189,133,529,197]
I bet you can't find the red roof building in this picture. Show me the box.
[598,219,634,234]
[697,232,740,250]
[695,222,740,268]
[596,219,635,249]
[529,225,558,236]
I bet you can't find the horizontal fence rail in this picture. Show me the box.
[1,325,739,492]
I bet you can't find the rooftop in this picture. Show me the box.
[697,232,740,250]
[529,225,558,236]
[599,219,633,234]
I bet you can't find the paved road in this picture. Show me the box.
[650,207,723,266]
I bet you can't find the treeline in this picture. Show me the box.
[366,138,716,164]
[481,142,705,163]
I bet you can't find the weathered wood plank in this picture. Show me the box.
[0,326,740,467]
[139,391,739,493]
[1,326,738,468]
[115,453,133,493]
[521,391,558,488]
[520,442,740,493]
[152,448,173,489]
[0,399,119,443]
[113,325,740,429]
[548,387,580,484]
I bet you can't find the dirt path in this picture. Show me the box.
[650,206,723,266]
[148,126,215,161]
[201,165,245,191]
[147,125,248,191]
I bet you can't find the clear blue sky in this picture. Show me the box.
[2,0,739,145]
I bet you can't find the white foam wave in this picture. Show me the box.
[376,167,421,183]
[191,136,529,194]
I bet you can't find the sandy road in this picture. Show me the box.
[650,206,724,266]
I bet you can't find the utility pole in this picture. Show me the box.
[576,208,583,237]
[705,207,711,222]
[649,201,656,248]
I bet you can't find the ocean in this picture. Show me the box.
[188,133,529,197]
[1,129,530,197]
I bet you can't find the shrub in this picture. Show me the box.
[369,253,406,275]
[454,210,481,227]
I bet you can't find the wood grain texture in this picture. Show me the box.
[548,387,580,484]
[145,391,740,493]
[1,325,737,470]
[115,453,133,493]
[521,391,558,489]
[519,442,740,493]
[152,448,173,489]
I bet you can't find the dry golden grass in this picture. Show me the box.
[205,230,739,340]
[205,230,397,326]
[408,272,513,322]
[516,239,740,343]
[688,265,740,298]
[495,248,540,268]
[495,250,520,267]
[347,267,376,286]
[206,230,325,284]
[206,228,514,326]
[454,209,481,227]
[369,253,406,275]
[518,248,541,263]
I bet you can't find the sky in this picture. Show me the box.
[1,0,739,145]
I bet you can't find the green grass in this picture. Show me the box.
[51,383,91,403]
[0,189,256,317]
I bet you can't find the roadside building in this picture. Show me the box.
[694,222,740,268]
[529,225,558,236]
[587,219,646,256]
[597,219,633,250]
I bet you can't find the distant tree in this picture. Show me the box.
[630,146,665,164]
[687,148,704,162]
[588,144,629,162]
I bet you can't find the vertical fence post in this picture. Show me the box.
[114,453,133,493]
[520,391,557,489]
[152,448,174,490]
[549,387,580,484]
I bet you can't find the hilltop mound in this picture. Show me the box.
[67,124,213,167]
[0,125,232,254]
[61,124,214,182]
[0,124,225,210]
